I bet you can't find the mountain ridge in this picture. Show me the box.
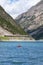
[15,0,43,40]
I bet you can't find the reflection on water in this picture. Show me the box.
[0,41,43,65]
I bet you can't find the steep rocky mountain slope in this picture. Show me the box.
[0,6,27,35]
[15,0,43,40]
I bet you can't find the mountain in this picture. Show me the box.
[0,6,34,40]
[0,26,13,36]
[0,6,27,35]
[15,0,43,40]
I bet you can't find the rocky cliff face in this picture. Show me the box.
[15,0,43,40]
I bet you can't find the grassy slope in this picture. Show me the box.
[0,16,27,35]
[0,6,27,35]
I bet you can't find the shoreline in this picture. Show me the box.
[0,36,43,41]
[0,39,43,42]
[0,35,34,41]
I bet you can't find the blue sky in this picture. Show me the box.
[0,0,41,19]
[8,0,19,3]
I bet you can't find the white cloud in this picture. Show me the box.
[0,0,41,19]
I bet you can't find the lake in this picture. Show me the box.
[0,41,43,65]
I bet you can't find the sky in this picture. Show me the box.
[0,0,41,19]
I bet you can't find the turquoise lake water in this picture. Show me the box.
[0,41,43,65]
